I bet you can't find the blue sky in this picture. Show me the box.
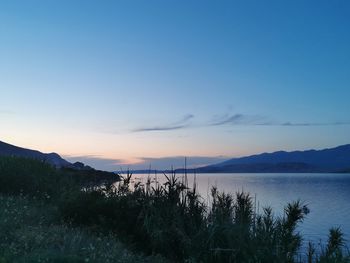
[1,1,350,170]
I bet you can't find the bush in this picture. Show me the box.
[0,156,63,198]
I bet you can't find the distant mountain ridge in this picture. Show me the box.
[2,140,350,173]
[194,144,350,173]
[0,140,73,168]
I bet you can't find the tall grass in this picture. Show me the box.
[1,156,349,262]
[60,171,350,262]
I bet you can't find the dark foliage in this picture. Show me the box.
[1,157,349,262]
[0,156,74,199]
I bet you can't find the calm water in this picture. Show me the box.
[131,173,350,249]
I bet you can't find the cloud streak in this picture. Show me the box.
[210,113,350,127]
[279,121,350,127]
[132,114,194,132]
[127,112,350,134]
[210,114,264,126]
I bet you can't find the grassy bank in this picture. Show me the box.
[0,157,166,263]
[0,156,349,262]
[0,195,166,263]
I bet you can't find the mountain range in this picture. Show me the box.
[191,144,350,173]
[1,140,350,173]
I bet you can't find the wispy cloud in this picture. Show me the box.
[210,113,265,126]
[279,121,350,127]
[210,113,350,127]
[124,111,350,134]
[211,114,244,125]
[132,114,194,132]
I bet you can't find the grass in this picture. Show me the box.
[0,156,349,262]
[0,194,166,263]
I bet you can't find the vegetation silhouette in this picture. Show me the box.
[0,156,349,262]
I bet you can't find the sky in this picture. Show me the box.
[1,0,350,171]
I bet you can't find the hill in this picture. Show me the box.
[193,144,350,173]
[0,140,72,168]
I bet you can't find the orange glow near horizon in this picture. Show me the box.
[2,131,244,164]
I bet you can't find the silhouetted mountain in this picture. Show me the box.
[0,140,73,168]
[194,144,350,173]
[0,141,120,182]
